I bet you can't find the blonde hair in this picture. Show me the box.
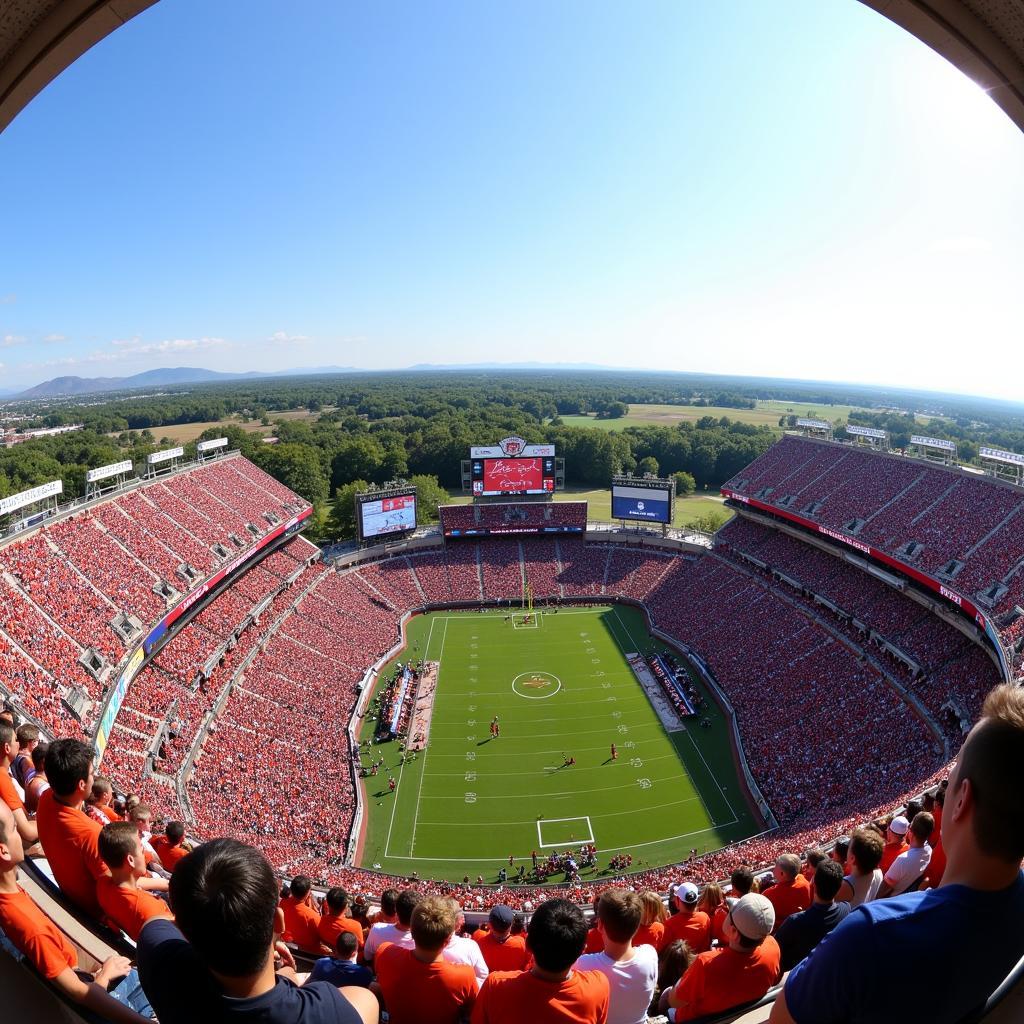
[697,881,724,915]
[640,890,667,926]
[410,895,458,951]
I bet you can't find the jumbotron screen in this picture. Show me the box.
[472,457,556,496]
[611,484,672,524]
[358,492,417,540]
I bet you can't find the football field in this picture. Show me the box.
[357,605,760,883]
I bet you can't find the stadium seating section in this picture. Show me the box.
[0,444,1013,913]
[724,435,1024,641]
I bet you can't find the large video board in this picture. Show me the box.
[610,480,673,524]
[472,456,556,496]
[357,490,417,541]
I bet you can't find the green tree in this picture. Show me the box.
[254,443,329,504]
[690,510,729,534]
[409,474,450,524]
[673,471,696,496]
[327,479,371,540]
[637,456,659,477]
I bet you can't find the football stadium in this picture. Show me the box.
[2,3,1024,1024]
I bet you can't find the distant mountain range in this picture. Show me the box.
[10,365,360,400]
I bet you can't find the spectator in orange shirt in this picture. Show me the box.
[697,883,726,945]
[669,894,781,1021]
[662,883,711,953]
[34,738,109,918]
[0,802,153,1023]
[319,887,365,953]
[0,721,38,846]
[375,895,478,1024]
[280,875,326,953]
[151,821,191,874]
[879,815,910,873]
[87,777,123,823]
[634,891,667,952]
[473,904,529,972]
[472,898,609,1024]
[763,854,812,931]
[97,821,174,941]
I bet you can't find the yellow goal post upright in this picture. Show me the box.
[522,582,533,615]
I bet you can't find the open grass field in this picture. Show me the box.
[356,606,759,883]
[441,488,732,529]
[560,398,874,434]
[139,408,333,446]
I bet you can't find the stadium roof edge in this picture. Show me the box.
[1,2,1024,136]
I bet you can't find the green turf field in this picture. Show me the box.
[356,605,760,883]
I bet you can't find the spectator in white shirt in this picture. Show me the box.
[879,812,933,898]
[575,888,657,1024]
[363,888,420,963]
[441,898,489,985]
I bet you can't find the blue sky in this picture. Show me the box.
[1,0,1022,397]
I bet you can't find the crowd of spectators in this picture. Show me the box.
[724,435,1024,634]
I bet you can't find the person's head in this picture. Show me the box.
[15,724,39,753]
[640,890,667,926]
[723,893,775,951]
[0,801,25,870]
[905,799,923,823]
[802,850,826,879]
[325,887,350,914]
[944,684,1024,866]
[165,821,186,846]
[0,707,15,727]
[89,777,113,806]
[596,888,642,944]
[170,838,279,979]
[488,904,514,936]
[812,859,844,904]
[909,812,935,848]
[832,837,850,866]
[886,815,910,843]
[409,895,458,953]
[657,939,695,991]
[730,865,755,897]
[0,722,18,765]
[673,882,699,913]
[848,827,885,875]
[290,875,313,901]
[395,888,421,926]
[526,898,588,973]
[379,888,399,917]
[98,821,147,879]
[129,802,152,833]
[31,742,48,773]
[44,738,94,800]
[773,853,801,884]
[697,881,725,914]
[335,930,359,962]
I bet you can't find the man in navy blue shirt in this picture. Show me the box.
[310,931,373,989]
[137,838,377,1024]
[775,858,850,971]
[770,683,1024,1024]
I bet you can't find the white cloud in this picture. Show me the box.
[111,336,230,355]
[2,334,26,348]
[0,294,14,305]
[267,330,309,345]
[42,333,67,343]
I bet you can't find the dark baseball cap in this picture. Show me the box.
[489,904,514,928]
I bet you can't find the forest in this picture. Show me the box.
[2,370,1023,542]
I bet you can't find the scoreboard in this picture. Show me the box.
[610,476,675,525]
[356,488,417,542]
[463,437,562,497]
[472,456,556,496]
